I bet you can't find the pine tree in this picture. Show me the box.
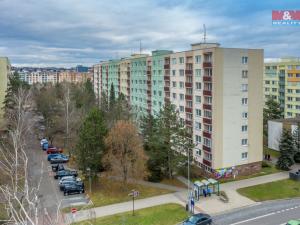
[263,98,283,124]
[75,108,107,174]
[276,129,295,170]
[109,83,115,110]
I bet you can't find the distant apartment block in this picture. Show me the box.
[0,57,10,127]
[264,58,300,118]
[93,43,264,176]
[58,71,92,83]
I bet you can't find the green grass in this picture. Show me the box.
[237,179,300,201]
[62,178,173,213]
[72,203,189,225]
[264,146,280,158]
[0,204,8,223]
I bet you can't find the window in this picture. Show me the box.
[179,57,184,64]
[242,152,248,159]
[172,93,176,99]
[204,96,212,104]
[195,55,201,64]
[195,135,201,143]
[288,73,293,78]
[195,96,201,103]
[241,139,248,146]
[196,82,201,90]
[179,82,184,88]
[241,84,248,92]
[172,58,176,65]
[287,89,293,93]
[287,97,293,101]
[242,112,248,119]
[265,81,270,84]
[179,105,184,112]
[158,91,162,96]
[204,110,212,118]
[180,94,184,101]
[179,69,184,76]
[153,90,157,95]
[186,101,192,108]
[242,56,248,64]
[196,109,201,117]
[172,81,177,87]
[203,138,211,147]
[204,124,212,133]
[195,69,201,76]
[204,152,212,161]
[195,149,201,155]
[242,125,248,132]
[242,98,248,105]
[172,70,176,76]
[287,65,293,70]
[195,122,201,130]
[242,70,248,78]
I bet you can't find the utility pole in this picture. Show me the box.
[187,147,190,212]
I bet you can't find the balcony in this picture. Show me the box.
[164,87,170,92]
[203,159,212,167]
[185,82,192,88]
[164,97,170,103]
[185,107,192,113]
[185,95,192,100]
[147,70,151,75]
[185,70,193,75]
[203,118,212,125]
[185,120,192,126]
[164,76,170,81]
[203,90,212,96]
[147,99,151,104]
[147,90,151,95]
[203,104,212,110]
[203,76,212,82]
[203,62,212,68]
[203,131,211,139]
[164,64,170,70]
[147,80,151,85]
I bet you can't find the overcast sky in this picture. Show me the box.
[0,0,299,67]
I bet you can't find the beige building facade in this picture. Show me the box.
[0,57,10,126]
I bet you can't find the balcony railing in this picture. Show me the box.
[185,82,192,88]
[147,80,151,85]
[203,159,212,167]
[164,76,170,81]
[185,107,192,113]
[185,70,193,75]
[203,90,212,96]
[203,145,211,152]
[164,64,170,70]
[164,87,170,92]
[203,62,212,68]
[203,76,212,82]
[185,120,192,126]
[203,118,212,124]
[203,131,211,139]
[185,95,192,100]
[203,104,212,110]
[147,70,151,75]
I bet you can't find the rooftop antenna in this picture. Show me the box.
[203,24,206,43]
[139,40,142,54]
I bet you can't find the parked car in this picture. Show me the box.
[58,176,77,185]
[287,220,300,225]
[63,183,85,196]
[54,170,78,179]
[181,213,212,225]
[50,155,69,164]
[51,164,65,172]
[46,147,63,154]
[59,180,84,191]
[47,153,62,161]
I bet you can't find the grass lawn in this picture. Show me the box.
[160,178,187,188]
[237,179,300,201]
[72,203,189,225]
[264,146,280,158]
[62,178,173,213]
[0,204,8,223]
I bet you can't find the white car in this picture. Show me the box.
[40,138,48,147]
[58,176,81,185]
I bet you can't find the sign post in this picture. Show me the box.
[128,190,139,216]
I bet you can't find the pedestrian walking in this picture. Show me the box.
[191,197,195,214]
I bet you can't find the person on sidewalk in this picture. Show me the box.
[190,197,195,214]
[203,188,207,197]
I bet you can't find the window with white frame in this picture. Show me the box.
[242,152,248,159]
[242,70,248,78]
[179,57,184,64]
[172,81,177,87]
[196,82,201,90]
[179,105,184,112]
[195,96,201,103]
[195,135,201,143]
[195,55,201,64]
[172,93,176,99]
[172,58,177,64]
[195,122,201,130]
[179,82,184,88]
[241,84,248,92]
[242,125,248,132]
[195,148,201,155]
[180,94,184,101]
[203,138,211,147]
[241,139,248,146]
[172,70,176,76]
[196,109,201,117]
[204,110,212,118]
[179,69,184,76]
[242,112,248,118]
[195,69,201,76]
[242,98,248,105]
[242,56,248,64]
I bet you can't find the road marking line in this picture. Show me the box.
[229,212,276,225]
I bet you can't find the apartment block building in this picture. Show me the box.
[93,43,264,176]
[264,58,300,118]
[58,71,92,83]
[0,57,10,127]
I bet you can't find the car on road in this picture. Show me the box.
[47,153,62,161]
[54,170,78,179]
[287,220,300,225]
[46,147,63,154]
[59,180,84,191]
[58,176,77,184]
[50,155,69,164]
[181,213,212,225]
[63,183,85,196]
[52,163,65,172]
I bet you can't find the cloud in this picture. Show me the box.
[0,0,299,67]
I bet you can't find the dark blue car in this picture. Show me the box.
[182,213,212,225]
[50,154,69,164]
[47,153,62,161]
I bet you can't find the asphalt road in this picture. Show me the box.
[213,198,300,225]
[27,113,88,223]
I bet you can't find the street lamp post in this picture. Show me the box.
[187,148,190,212]
[86,167,92,194]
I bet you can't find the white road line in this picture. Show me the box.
[229,212,276,225]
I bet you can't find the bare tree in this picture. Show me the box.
[104,120,148,184]
[0,87,43,225]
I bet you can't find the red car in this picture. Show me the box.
[46,147,63,154]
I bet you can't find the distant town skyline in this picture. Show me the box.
[0,0,299,67]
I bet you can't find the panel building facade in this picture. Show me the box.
[93,43,264,176]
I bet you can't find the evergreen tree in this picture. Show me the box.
[263,98,283,124]
[75,108,107,174]
[100,91,109,113]
[276,129,295,170]
[109,83,115,110]
[293,122,300,163]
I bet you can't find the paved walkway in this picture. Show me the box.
[65,167,300,223]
